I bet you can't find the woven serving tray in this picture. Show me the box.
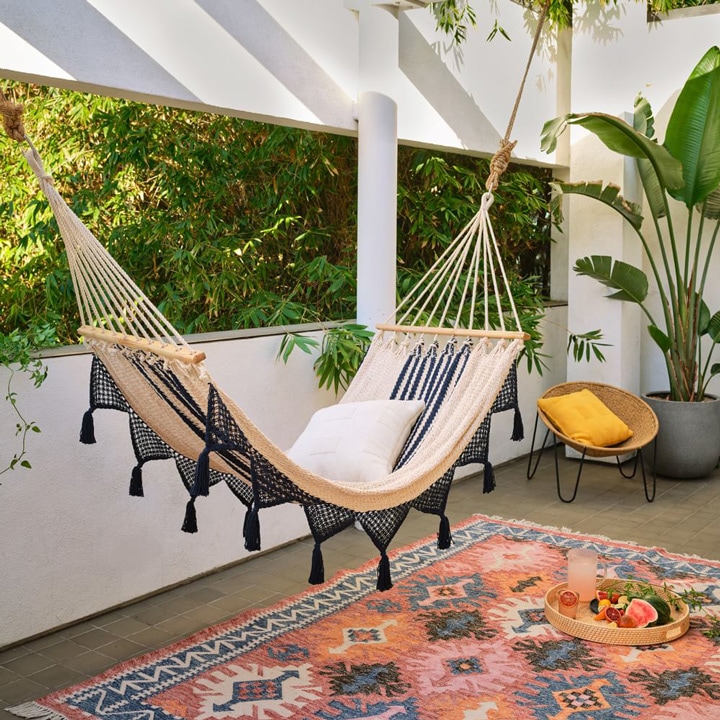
[545,578,690,645]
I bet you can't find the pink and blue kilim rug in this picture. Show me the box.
[10,514,720,719]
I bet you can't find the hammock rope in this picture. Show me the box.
[485,0,551,194]
[0,5,551,588]
[381,0,551,341]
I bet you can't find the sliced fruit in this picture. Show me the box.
[596,590,609,601]
[605,606,623,622]
[624,598,659,628]
[644,595,673,626]
[617,614,637,628]
[594,607,608,621]
[598,598,612,608]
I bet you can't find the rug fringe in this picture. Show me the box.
[6,702,69,720]
[469,512,719,563]
[474,513,620,544]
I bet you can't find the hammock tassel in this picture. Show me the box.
[438,515,452,549]
[182,497,198,533]
[80,409,96,444]
[483,462,496,494]
[512,406,525,442]
[244,506,261,551]
[129,464,144,497]
[193,448,211,497]
[377,552,392,592]
[308,542,325,585]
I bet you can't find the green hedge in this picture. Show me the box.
[0,83,553,347]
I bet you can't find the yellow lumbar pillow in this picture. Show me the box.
[537,389,633,447]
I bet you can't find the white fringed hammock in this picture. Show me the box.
[22,139,526,510]
[3,131,527,589]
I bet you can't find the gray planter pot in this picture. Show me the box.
[643,392,720,479]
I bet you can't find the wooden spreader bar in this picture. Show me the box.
[376,323,530,341]
[79,325,206,364]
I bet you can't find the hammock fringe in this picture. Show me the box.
[438,514,452,549]
[512,406,525,442]
[483,462,496,494]
[79,409,96,444]
[129,464,144,497]
[377,553,392,591]
[193,449,211,497]
[244,507,261,551]
[309,542,325,585]
[181,497,198,533]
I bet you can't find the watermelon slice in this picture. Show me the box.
[624,598,659,628]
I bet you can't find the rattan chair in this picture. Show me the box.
[526,382,659,503]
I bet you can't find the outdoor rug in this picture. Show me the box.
[10,514,720,720]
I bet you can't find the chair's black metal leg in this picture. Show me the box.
[616,451,640,479]
[641,441,657,503]
[527,413,552,480]
[555,442,585,503]
[614,445,656,502]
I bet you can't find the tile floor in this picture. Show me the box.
[2,449,720,717]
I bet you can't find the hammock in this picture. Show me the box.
[0,126,528,587]
[0,3,549,589]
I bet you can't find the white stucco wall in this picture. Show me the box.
[0,331,328,647]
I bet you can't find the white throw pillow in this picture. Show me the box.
[286,399,425,484]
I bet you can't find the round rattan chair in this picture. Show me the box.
[526,382,659,503]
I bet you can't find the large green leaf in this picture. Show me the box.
[540,116,570,154]
[648,324,671,353]
[574,255,649,304]
[633,95,667,220]
[542,113,684,193]
[665,46,720,208]
[701,185,720,219]
[553,181,643,231]
[633,93,656,141]
[707,310,720,342]
[698,297,711,334]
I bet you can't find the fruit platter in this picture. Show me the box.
[545,578,690,645]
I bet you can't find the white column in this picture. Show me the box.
[351,0,401,329]
[356,91,398,328]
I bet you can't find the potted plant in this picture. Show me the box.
[541,45,720,478]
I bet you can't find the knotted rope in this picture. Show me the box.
[0,91,26,142]
[485,138,517,194]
